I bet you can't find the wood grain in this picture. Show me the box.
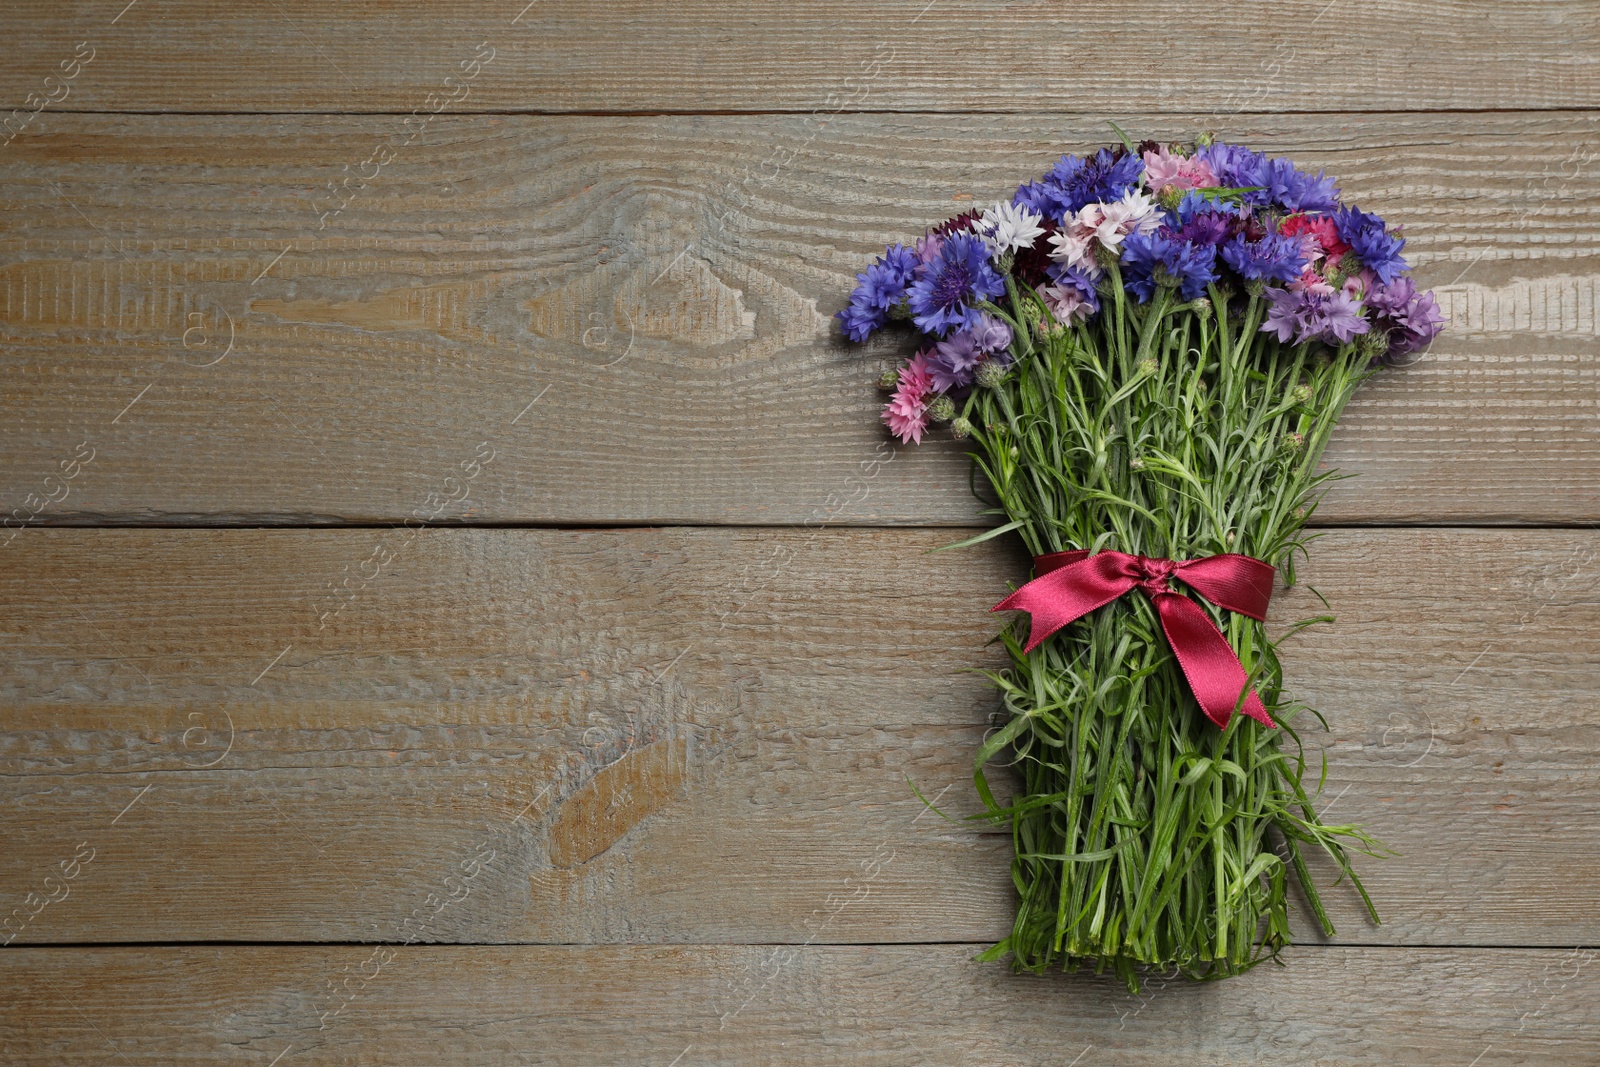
[3,943,1595,1065]
[0,112,1597,525]
[1,526,1595,947]
[1,0,1596,114]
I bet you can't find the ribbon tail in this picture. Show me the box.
[1152,593,1276,729]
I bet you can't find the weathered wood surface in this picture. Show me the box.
[1,112,1596,525]
[1,0,1596,114]
[3,3,1597,1059]
[3,943,1596,1065]
[2,527,1595,946]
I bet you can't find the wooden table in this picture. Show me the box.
[2,2,1597,1063]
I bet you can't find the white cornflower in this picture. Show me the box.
[1112,188,1165,236]
[976,200,1045,256]
[1048,189,1165,277]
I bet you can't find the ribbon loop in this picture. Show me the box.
[991,548,1277,729]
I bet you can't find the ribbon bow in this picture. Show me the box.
[991,549,1278,729]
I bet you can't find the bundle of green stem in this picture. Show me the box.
[961,271,1384,992]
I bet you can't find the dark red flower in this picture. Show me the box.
[1012,218,1060,288]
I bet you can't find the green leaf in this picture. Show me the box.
[927,519,1025,554]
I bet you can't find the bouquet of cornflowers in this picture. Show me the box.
[839,132,1443,991]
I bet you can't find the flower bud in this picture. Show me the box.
[1195,130,1216,148]
[926,395,956,424]
[1358,329,1391,362]
[1290,384,1312,405]
[950,416,975,440]
[1129,455,1145,470]
[1283,431,1305,453]
[975,360,1010,388]
[1157,186,1187,212]
[1135,357,1159,377]
[877,368,900,390]
[1188,297,1211,314]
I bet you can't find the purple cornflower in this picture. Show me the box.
[1171,211,1236,248]
[907,233,1005,335]
[1167,191,1242,249]
[1220,232,1308,284]
[1334,207,1408,283]
[1366,276,1446,359]
[1043,148,1145,217]
[1120,231,1219,302]
[926,330,983,391]
[836,243,919,342]
[969,311,1013,353]
[1262,287,1370,345]
[1195,142,1269,196]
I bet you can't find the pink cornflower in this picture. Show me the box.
[1141,147,1218,195]
[1288,267,1336,297]
[1037,282,1094,325]
[882,351,937,444]
[1279,213,1349,263]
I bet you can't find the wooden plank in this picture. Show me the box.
[1,112,1597,525]
[2,943,1596,1064]
[1,1,1595,114]
[1,526,1596,946]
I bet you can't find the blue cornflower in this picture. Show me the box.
[1012,180,1066,220]
[907,233,1005,334]
[1044,148,1144,216]
[1172,189,1238,224]
[1334,207,1408,283]
[1258,156,1340,213]
[835,243,919,341]
[1120,231,1218,302]
[837,302,884,343]
[1220,233,1308,284]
